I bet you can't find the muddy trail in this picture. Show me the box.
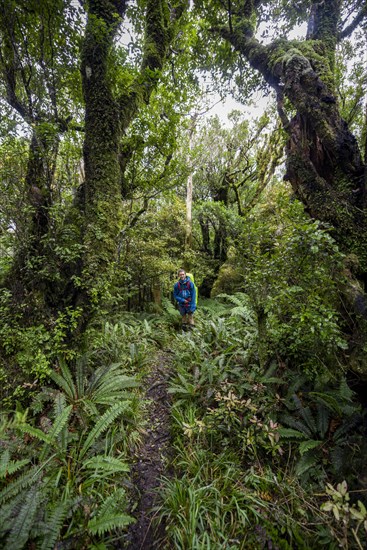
[124,352,174,549]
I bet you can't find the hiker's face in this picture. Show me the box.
[179,271,186,280]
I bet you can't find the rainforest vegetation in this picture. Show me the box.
[1,0,367,548]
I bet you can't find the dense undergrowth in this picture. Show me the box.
[1,299,367,548]
[160,301,367,549]
[0,315,169,549]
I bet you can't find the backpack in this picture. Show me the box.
[186,273,198,306]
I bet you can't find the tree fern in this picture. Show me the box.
[79,402,130,460]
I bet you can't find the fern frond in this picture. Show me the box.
[53,393,69,452]
[39,405,72,461]
[5,483,41,550]
[0,491,25,528]
[299,439,322,455]
[82,455,129,474]
[333,414,361,441]
[298,406,317,434]
[315,404,330,439]
[309,392,341,415]
[97,488,127,517]
[75,358,87,399]
[280,416,313,438]
[18,423,51,444]
[296,452,320,476]
[278,428,307,440]
[0,456,30,479]
[92,375,138,401]
[39,501,69,550]
[53,391,67,417]
[47,405,72,443]
[0,466,40,504]
[87,513,134,536]
[79,402,130,460]
[50,360,77,400]
[330,446,348,475]
[338,378,354,402]
[88,363,122,394]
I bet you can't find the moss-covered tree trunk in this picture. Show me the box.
[216,0,367,290]
[73,0,187,330]
[75,0,127,321]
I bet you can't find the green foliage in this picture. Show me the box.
[161,298,367,548]
[0,355,137,548]
[216,184,348,376]
[279,381,366,482]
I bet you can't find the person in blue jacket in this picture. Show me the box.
[173,268,196,330]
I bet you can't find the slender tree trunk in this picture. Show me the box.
[185,117,196,251]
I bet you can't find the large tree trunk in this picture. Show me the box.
[217,3,367,284]
[72,0,187,332]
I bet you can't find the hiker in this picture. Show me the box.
[173,269,196,330]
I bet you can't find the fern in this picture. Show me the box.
[278,427,307,440]
[96,488,127,516]
[39,502,69,550]
[0,466,40,504]
[39,405,73,461]
[295,452,321,476]
[79,402,130,460]
[0,451,30,479]
[82,455,130,474]
[5,483,41,550]
[299,439,322,455]
[315,403,330,439]
[298,406,317,434]
[50,359,77,400]
[53,392,69,453]
[87,513,134,536]
[280,415,313,438]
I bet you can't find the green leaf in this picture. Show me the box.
[82,455,130,474]
[87,513,134,536]
[79,402,130,460]
[278,427,306,440]
[299,439,322,455]
[0,453,30,479]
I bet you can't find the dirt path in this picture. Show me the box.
[124,352,173,549]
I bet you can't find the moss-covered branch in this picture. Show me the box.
[119,0,187,131]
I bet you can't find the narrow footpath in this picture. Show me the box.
[124,352,173,550]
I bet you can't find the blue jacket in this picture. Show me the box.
[173,277,196,313]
